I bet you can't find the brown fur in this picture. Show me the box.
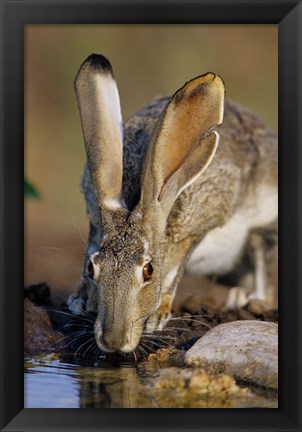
[68,54,278,353]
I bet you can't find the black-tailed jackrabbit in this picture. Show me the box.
[68,54,277,353]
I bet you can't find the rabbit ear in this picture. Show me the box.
[74,54,125,213]
[139,73,225,220]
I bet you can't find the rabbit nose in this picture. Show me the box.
[101,330,125,351]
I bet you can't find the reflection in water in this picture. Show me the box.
[24,359,80,408]
[24,355,277,408]
[24,355,152,408]
[77,364,150,408]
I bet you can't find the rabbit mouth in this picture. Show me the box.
[96,337,139,354]
[95,327,141,354]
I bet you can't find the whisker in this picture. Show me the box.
[71,210,88,248]
[177,289,201,296]
[64,332,90,347]
[141,336,174,349]
[154,338,175,348]
[83,340,96,358]
[50,328,91,347]
[140,341,152,356]
[49,333,75,348]
[159,326,198,332]
[63,323,93,329]
[141,338,161,350]
[65,300,97,321]
[51,292,69,303]
[142,333,180,341]
[174,313,215,319]
[94,346,105,361]
[135,345,144,358]
[137,343,149,357]
[92,346,99,360]
[168,317,211,328]
[74,337,95,358]
[65,299,96,319]
[36,246,62,251]
[53,321,93,334]
[54,331,89,350]
[35,246,86,258]
[142,334,181,345]
[45,308,95,325]
[74,307,96,321]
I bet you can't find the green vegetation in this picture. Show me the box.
[24,178,40,199]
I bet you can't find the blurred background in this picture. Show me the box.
[25,25,278,301]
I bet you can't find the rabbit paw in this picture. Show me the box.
[225,286,268,310]
[145,293,173,332]
[225,286,250,310]
[145,311,172,333]
[145,292,175,332]
[67,293,86,315]
[67,280,88,315]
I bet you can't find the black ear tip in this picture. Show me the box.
[82,53,114,74]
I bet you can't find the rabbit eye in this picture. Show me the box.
[143,262,153,281]
[87,260,94,279]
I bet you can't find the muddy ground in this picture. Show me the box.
[24,277,278,408]
[24,276,278,358]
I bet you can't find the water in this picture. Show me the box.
[24,354,278,408]
[24,354,153,408]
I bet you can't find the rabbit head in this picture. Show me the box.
[74,54,225,353]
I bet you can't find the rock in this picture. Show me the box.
[24,298,63,354]
[246,300,278,321]
[24,282,52,306]
[148,347,185,367]
[184,320,278,389]
[148,367,255,408]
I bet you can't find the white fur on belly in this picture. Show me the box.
[187,213,248,275]
[186,185,277,276]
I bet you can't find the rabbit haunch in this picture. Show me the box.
[186,183,277,276]
[69,54,278,353]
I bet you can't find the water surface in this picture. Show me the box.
[24,354,277,408]
[25,354,153,408]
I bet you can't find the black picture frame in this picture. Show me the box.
[0,0,301,430]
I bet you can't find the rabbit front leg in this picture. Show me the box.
[226,233,266,309]
[144,292,174,332]
[226,224,277,309]
[144,265,179,332]
[247,227,277,305]
[67,276,88,315]
[68,267,99,315]
[145,245,189,332]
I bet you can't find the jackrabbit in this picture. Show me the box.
[68,54,278,353]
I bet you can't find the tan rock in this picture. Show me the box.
[149,367,252,408]
[184,320,278,389]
